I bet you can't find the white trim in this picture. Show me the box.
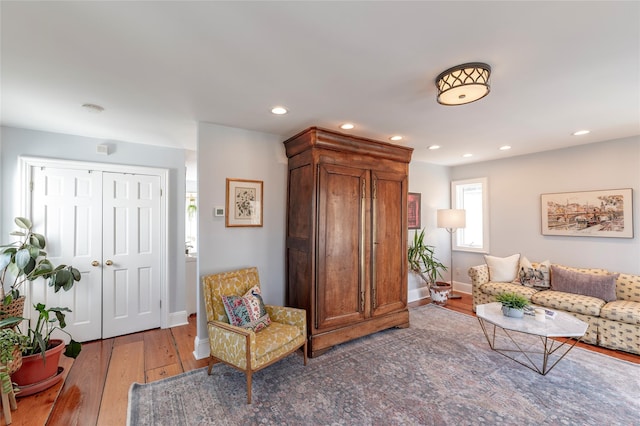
[408,286,430,303]
[194,335,210,360]
[19,156,170,333]
[168,311,189,327]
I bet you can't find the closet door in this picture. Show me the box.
[29,167,103,342]
[102,172,162,338]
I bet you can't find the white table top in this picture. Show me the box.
[476,302,588,338]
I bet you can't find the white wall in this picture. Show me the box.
[196,122,287,341]
[0,126,188,314]
[451,136,640,279]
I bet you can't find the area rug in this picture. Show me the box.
[127,305,639,425]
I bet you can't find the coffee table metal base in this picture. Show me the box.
[477,318,583,375]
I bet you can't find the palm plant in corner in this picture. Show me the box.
[0,217,82,392]
[407,229,450,306]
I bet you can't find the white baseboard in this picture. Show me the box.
[194,335,210,360]
[168,310,188,328]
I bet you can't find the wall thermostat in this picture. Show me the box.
[214,207,225,217]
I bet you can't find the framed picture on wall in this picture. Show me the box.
[408,192,421,229]
[226,178,263,227]
[541,188,633,238]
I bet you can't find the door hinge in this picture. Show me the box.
[160,188,163,197]
[29,181,34,192]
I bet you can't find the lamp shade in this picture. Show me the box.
[436,62,491,106]
[437,209,466,229]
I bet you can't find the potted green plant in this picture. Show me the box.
[495,292,530,318]
[408,229,450,305]
[0,217,82,393]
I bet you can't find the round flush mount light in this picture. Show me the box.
[499,145,511,151]
[389,135,403,141]
[340,123,355,130]
[462,153,473,158]
[428,145,440,150]
[82,103,104,113]
[572,130,590,136]
[436,62,491,106]
[271,106,288,115]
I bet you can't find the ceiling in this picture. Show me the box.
[1,1,639,166]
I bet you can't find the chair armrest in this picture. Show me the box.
[468,264,490,287]
[265,305,306,333]
[207,320,256,368]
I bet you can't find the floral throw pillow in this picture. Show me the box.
[222,285,271,332]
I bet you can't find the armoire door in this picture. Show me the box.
[316,163,367,330]
[28,166,162,341]
[371,170,408,317]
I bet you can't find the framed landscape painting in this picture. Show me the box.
[541,188,633,238]
[226,178,263,227]
[408,192,421,229]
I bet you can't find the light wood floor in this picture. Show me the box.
[7,293,639,426]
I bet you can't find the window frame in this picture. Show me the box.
[451,177,489,253]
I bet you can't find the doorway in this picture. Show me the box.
[21,157,168,341]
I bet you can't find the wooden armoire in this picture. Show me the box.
[284,127,414,357]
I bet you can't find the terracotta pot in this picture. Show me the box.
[429,283,451,306]
[11,339,65,387]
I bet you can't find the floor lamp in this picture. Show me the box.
[437,209,466,299]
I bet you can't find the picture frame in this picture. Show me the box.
[226,178,263,227]
[408,192,421,230]
[541,188,633,238]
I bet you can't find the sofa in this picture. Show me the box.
[468,255,640,355]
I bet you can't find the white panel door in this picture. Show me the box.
[101,172,162,338]
[29,167,103,342]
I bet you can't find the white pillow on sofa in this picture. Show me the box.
[484,254,521,282]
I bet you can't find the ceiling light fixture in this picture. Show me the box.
[435,62,491,106]
[428,145,440,150]
[271,106,288,115]
[389,135,403,141]
[340,123,355,130]
[462,153,473,158]
[82,103,104,113]
[499,145,511,151]
[572,130,590,136]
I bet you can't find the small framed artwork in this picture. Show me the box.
[541,188,633,238]
[226,178,263,227]
[408,192,421,230]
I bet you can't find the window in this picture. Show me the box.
[452,177,489,253]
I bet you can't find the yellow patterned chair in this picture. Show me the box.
[202,267,307,403]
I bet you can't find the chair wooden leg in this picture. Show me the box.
[246,371,252,404]
[1,387,13,425]
[303,339,308,366]
[207,356,214,375]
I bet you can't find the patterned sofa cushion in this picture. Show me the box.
[616,273,640,303]
[531,290,605,316]
[480,282,538,299]
[600,301,640,325]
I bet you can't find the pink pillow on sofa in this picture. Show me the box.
[550,266,618,302]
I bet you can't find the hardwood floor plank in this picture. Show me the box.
[96,341,144,426]
[143,328,178,371]
[146,363,183,383]
[171,316,208,372]
[47,339,114,426]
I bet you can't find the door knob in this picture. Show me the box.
[105,260,113,266]
[91,261,100,267]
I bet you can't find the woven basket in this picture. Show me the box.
[6,346,23,375]
[0,297,25,323]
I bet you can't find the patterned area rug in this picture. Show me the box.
[127,305,639,425]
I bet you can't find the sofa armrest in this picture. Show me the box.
[468,264,490,286]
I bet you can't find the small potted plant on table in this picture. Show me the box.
[495,292,529,318]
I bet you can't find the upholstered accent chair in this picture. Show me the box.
[202,267,307,403]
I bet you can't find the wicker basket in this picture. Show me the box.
[0,297,25,323]
[6,346,23,375]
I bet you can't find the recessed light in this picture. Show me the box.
[499,145,511,151]
[428,145,440,150]
[340,123,355,130]
[389,135,403,141]
[82,103,104,113]
[462,153,473,158]
[271,106,288,115]
[572,130,590,136]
